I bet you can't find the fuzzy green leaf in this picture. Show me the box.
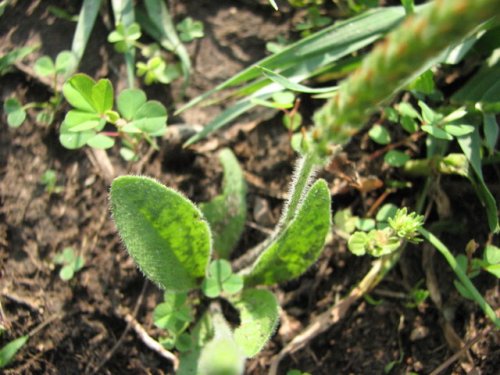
[0,335,29,368]
[117,88,147,120]
[200,149,247,259]
[197,337,245,375]
[244,179,331,286]
[110,176,212,291]
[232,289,279,357]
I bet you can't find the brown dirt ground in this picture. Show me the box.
[1,1,499,374]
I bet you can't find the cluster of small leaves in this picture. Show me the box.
[53,247,84,281]
[136,56,180,85]
[348,207,424,257]
[4,50,76,128]
[61,73,167,160]
[202,260,243,298]
[176,17,204,43]
[154,291,194,352]
[108,22,141,53]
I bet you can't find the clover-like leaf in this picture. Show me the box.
[153,291,192,333]
[244,179,331,286]
[201,149,247,259]
[231,289,279,357]
[108,22,141,53]
[63,73,97,112]
[110,176,212,291]
[202,259,243,298]
[86,134,115,149]
[55,51,77,76]
[128,101,167,134]
[177,17,204,42]
[34,56,56,77]
[4,98,26,128]
[348,231,368,256]
[117,88,147,121]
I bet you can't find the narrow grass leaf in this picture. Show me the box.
[143,0,191,81]
[71,0,102,63]
[110,176,212,291]
[258,66,338,94]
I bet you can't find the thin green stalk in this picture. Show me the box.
[280,153,317,228]
[419,228,500,328]
[311,0,500,158]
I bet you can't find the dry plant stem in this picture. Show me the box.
[311,0,500,156]
[88,280,149,375]
[123,313,179,369]
[429,326,493,375]
[269,252,399,375]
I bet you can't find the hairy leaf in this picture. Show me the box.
[232,289,279,357]
[110,176,212,291]
[244,179,331,286]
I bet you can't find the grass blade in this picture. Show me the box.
[142,0,191,83]
[71,0,102,64]
[111,0,136,88]
[177,5,417,115]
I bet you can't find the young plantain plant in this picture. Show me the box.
[110,148,331,374]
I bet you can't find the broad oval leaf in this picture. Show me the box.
[232,289,279,357]
[244,179,331,286]
[62,73,97,112]
[110,176,212,291]
[117,88,147,120]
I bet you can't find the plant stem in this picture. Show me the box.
[419,228,499,328]
[311,0,500,158]
[280,152,317,228]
